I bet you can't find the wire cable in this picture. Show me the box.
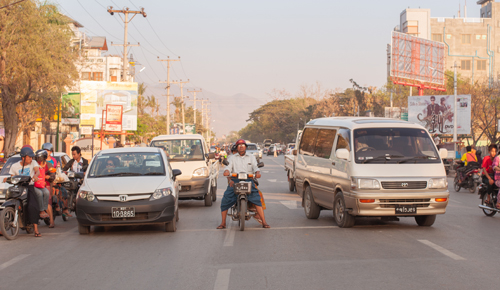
[75,0,122,41]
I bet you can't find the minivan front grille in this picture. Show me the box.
[379,198,431,203]
[381,181,427,189]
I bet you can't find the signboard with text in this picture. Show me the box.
[105,104,123,132]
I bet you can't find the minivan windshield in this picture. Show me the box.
[247,144,258,150]
[151,139,205,162]
[88,152,165,178]
[353,128,440,164]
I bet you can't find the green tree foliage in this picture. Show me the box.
[0,0,78,154]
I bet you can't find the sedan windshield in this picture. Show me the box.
[353,128,440,164]
[151,139,205,162]
[88,152,165,178]
[247,145,258,150]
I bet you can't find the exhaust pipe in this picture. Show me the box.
[478,204,500,212]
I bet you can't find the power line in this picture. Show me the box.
[75,0,122,41]
[129,21,168,57]
[137,46,161,81]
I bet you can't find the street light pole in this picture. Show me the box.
[453,61,458,156]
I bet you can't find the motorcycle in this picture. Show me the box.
[478,179,499,217]
[454,162,481,193]
[0,175,43,240]
[53,171,84,221]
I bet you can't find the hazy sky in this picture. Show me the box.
[55,0,480,101]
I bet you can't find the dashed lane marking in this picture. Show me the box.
[213,269,231,290]
[0,254,30,271]
[223,222,236,247]
[268,179,277,182]
[418,240,466,261]
[280,200,300,209]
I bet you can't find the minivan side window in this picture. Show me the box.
[314,129,337,159]
[336,129,351,152]
[299,128,319,156]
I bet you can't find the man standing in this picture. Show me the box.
[217,139,270,229]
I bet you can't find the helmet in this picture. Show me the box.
[35,149,48,161]
[42,143,54,152]
[20,147,35,158]
[21,144,34,150]
[235,139,247,147]
[231,144,238,152]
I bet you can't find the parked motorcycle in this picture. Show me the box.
[0,175,40,240]
[477,180,499,217]
[454,162,481,193]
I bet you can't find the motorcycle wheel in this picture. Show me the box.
[0,207,20,240]
[69,193,76,212]
[453,176,461,192]
[43,217,50,226]
[211,184,217,202]
[239,199,246,231]
[481,194,497,217]
[62,213,69,222]
[468,181,477,193]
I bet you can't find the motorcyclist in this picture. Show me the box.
[457,146,477,183]
[34,149,55,228]
[61,146,88,217]
[217,139,270,229]
[481,144,497,203]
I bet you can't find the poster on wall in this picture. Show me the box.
[61,93,81,125]
[408,95,471,135]
[105,104,123,132]
[79,81,138,130]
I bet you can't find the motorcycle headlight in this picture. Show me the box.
[68,172,75,178]
[150,187,173,200]
[11,177,21,185]
[78,190,95,202]
[193,167,208,177]
[428,178,448,189]
[351,178,380,190]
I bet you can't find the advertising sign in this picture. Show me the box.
[408,95,471,135]
[105,104,123,132]
[79,81,138,130]
[62,93,81,124]
[385,107,408,119]
[80,126,93,135]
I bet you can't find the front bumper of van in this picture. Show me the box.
[345,190,449,216]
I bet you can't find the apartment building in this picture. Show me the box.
[396,0,499,84]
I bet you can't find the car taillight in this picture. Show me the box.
[472,170,478,173]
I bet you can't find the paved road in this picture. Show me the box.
[0,155,498,290]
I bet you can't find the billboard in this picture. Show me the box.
[61,93,81,125]
[391,32,446,87]
[105,104,123,132]
[408,95,471,135]
[79,81,138,131]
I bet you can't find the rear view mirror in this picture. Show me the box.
[257,162,264,168]
[439,148,448,159]
[75,172,84,179]
[222,159,229,166]
[293,149,297,156]
[335,148,350,160]
[172,169,182,180]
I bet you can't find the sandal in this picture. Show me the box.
[48,224,55,228]
[262,224,271,229]
[253,216,263,225]
[34,232,42,237]
[40,212,49,219]
[216,225,226,229]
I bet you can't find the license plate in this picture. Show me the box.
[395,205,417,214]
[235,182,250,193]
[111,207,135,218]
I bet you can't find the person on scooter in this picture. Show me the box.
[34,150,55,226]
[217,139,270,229]
[63,146,88,173]
[42,143,57,168]
[481,145,497,204]
[6,147,42,237]
[457,146,477,183]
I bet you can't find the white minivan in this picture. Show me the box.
[294,117,449,227]
[150,134,217,206]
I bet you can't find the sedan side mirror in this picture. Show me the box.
[257,162,264,168]
[172,169,182,180]
[335,148,350,160]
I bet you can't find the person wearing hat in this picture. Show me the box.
[427,96,442,117]
[218,139,270,229]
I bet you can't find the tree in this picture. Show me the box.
[0,0,78,154]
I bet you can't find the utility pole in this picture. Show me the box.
[171,80,190,134]
[107,6,146,82]
[158,56,180,134]
[453,61,458,156]
[187,89,202,126]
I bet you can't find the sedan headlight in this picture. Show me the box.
[428,178,448,189]
[150,187,173,200]
[351,178,380,190]
[78,190,95,202]
[193,167,208,177]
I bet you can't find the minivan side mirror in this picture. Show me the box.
[172,169,182,180]
[335,148,350,160]
[293,149,297,156]
[439,148,448,159]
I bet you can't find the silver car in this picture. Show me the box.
[246,143,261,162]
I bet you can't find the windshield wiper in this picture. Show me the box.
[96,172,142,177]
[143,172,165,175]
[362,154,405,164]
[397,155,437,164]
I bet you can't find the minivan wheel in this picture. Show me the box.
[288,171,295,192]
[304,186,320,219]
[211,185,217,202]
[333,192,355,228]
[176,209,180,222]
[204,191,213,206]
[415,215,436,227]
[165,214,177,232]
[78,223,90,235]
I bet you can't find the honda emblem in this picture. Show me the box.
[119,195,127,202]
[401,183,409,187]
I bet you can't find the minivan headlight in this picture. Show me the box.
[351,178,380,190]
[193,167,208,177]
[150,187,173,200]
[78,190,95,202]
[428,178,447,189]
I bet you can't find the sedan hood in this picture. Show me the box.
[85,176,166,195]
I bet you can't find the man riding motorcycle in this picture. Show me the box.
[481,144,497,203]
[217,139,270,229]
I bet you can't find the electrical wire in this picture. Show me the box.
[75,0,122,41]
[137,45,161,81]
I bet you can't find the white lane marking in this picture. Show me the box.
[262,171,270,173]
[213,269,231,290]
[268,179,277,182]
[0,254,30,271]
[223,223,235,247]
[268,158,286,169]
[280,200,299,209]
[246,226,338,230]
[418,240,466,261]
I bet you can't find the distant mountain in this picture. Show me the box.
[145,83,265,137]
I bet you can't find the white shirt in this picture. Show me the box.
[225,152,259,174]
[72,158,83,172]
[9,160,39,185]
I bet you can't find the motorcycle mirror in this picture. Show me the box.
[222,159,229,166]
[257,162,264,168]
[75,172,85,179]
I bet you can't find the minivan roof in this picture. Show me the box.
[97,147,161,155]
[306,117,422,130]
[151,134,206,141]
